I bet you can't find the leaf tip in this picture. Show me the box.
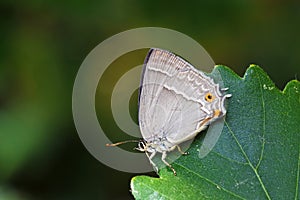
[246,64,263,74]
[283,79,300,95]
[249,63,259,68]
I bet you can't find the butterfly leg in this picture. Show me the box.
[176,145,189,155]
[146,151,158,173]
[161,151,177,176]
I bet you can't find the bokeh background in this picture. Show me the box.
[1,1,299,199]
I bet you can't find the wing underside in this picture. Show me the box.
[138,48,218,144]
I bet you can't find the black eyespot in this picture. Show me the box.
[205,93,215,102]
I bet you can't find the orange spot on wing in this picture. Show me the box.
[214,109,221,117]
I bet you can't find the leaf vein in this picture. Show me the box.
[174,162,246,199]
[210,151,248,165]
[256,75,266,170]
[225,120,271,199]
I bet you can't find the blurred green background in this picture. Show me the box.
[0,1,299,199]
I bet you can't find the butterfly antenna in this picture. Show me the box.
[106,140,140,147]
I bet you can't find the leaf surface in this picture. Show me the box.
[131,65,300,200]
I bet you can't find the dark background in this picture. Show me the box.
[0,1,299,199]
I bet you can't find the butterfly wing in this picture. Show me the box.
[138,49,180,140]
[138,48,224,144]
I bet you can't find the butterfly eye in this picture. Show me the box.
[205,93,215,102]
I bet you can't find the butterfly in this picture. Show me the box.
[107,48,231,175]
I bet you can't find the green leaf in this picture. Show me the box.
[130,65,300,200]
